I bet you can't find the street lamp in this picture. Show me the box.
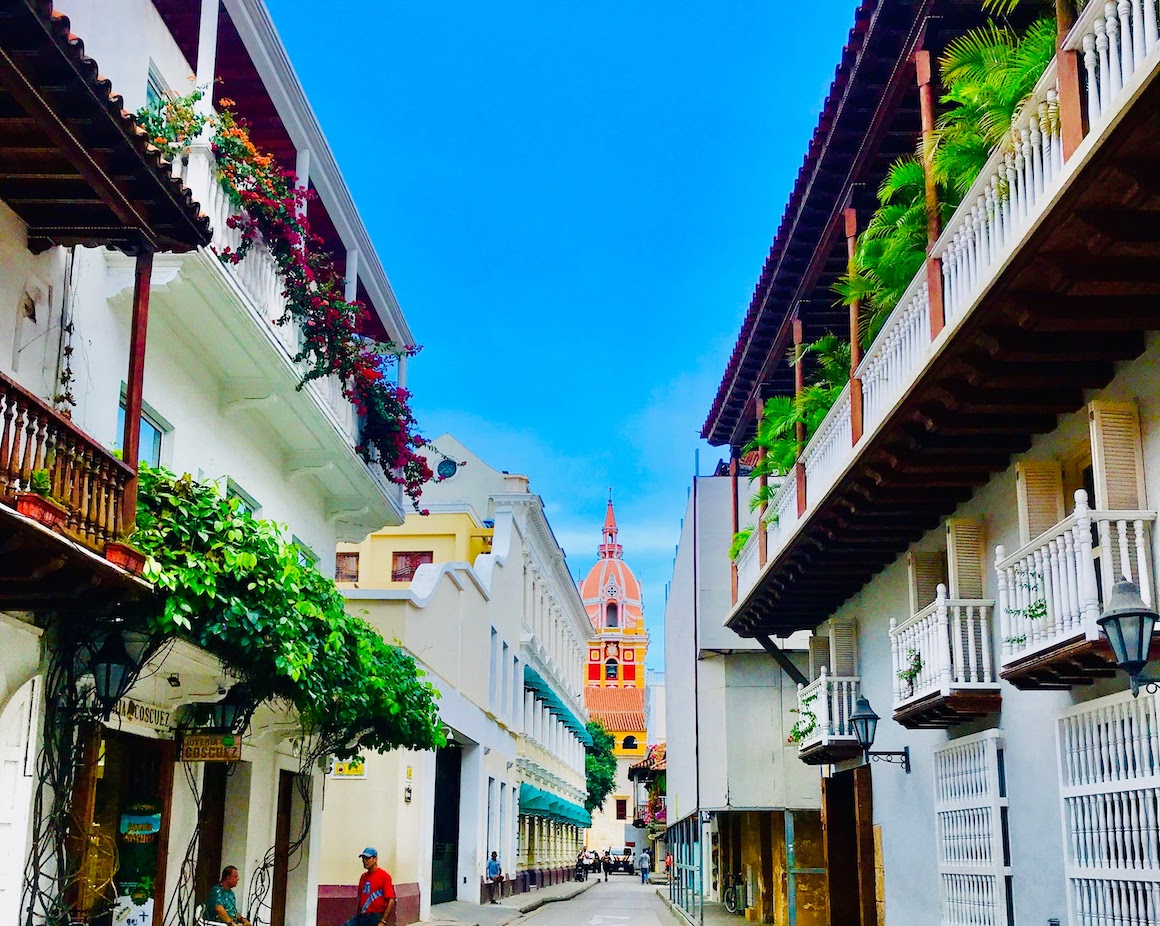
[1097,579,1160,696]
[850,696,910,773]
[88,630,142,715]
[209,684,253,733]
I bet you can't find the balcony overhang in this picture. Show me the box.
[0,0,210,254]
[893,689,1002,730]
[727,63,1160,639]
[0,502,150,615]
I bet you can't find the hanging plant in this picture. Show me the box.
[132,463,444,756]
[137,91,433,506]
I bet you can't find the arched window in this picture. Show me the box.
[606,602,619,628]
[605,658,619,680]
[623,736,637,750]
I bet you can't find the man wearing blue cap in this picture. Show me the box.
[341,848,396,926]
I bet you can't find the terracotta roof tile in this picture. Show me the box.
[584,687,646,732]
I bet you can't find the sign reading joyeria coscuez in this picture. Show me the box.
[180,732,242,762]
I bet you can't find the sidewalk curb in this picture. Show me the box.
[516,877,597,915]
[655,888,697,926]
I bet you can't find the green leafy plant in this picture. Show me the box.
[897,648,924,690]
[585,720,617,813]
[787,694,819,744]
[28,468,52,498]
[729,527,754,562]
[132,463,443,757]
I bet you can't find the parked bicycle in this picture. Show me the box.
[723,870,746,915]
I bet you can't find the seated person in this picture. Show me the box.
[204,865,251,926]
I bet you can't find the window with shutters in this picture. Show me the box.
[1056,691,1160,926]
[828,620,858,677]
[933,730,1014,926]
[392,550,433,582]
[908,550,948,615]
[335,552,359,583]
[1015,460,1065,545]
[808,634,830,679]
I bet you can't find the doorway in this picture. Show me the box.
[194,764,229,905]
[431,746,462,904]
[0,679,37,914]
[822,767,875,926]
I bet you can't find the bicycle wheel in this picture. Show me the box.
[724,886,739,915]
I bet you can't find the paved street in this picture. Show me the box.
[523,877,672,926]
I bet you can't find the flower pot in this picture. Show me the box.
[106,541,146,576]
[15,492,67,530]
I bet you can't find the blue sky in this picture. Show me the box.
[268,0,857,669]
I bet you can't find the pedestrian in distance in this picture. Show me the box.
[638,848,651,885]
[342,848,396,926]
[486,851,503,903]
[203,865,251,926]
[601,850,612,882]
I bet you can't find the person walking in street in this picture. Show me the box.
[203,865,251,926]
[342,848,396,926]
[486,851,503,903]
[638,849,651,884]
[601,850,612,882]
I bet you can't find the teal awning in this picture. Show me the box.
[524,665,592,746]
[518,783,591,828]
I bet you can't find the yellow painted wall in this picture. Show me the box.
[337,511,493,587]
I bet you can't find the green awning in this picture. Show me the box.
[518,784,591,828]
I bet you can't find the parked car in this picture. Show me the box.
[608,847,635,873]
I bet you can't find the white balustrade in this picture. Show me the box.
[801,383,852,510]
[1057,690,1160,926]
[1070,0,1160,127]
[736,528,760,597]
[856,277,932,435]
[766,474,799,564]
[889,585,997,710]
[176,145,360,445]
[795,667,860,753]
[995,489,1157,666]
[936,64,1063,324]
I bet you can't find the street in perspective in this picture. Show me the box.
[1,0,1160,924]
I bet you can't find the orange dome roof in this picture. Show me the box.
[579,496,643,631]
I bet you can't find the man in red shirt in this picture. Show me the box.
[341,848,396,926]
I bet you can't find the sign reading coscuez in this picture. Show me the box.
[180,733,242,762]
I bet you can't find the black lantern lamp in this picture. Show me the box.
[1097,580,1160,696]
[209,684,253,733]
[850,696,910,773]
[88,630,140,714]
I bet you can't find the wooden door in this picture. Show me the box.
[195,764,229,905]
[270,770,294,926]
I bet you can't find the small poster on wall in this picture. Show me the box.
[114,801,162,926]
[329,757,367,779]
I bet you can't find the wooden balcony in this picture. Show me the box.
[0,371,147,612]
[795,669,863,765]
[995,490,1157,689]
[890,587,1001,729]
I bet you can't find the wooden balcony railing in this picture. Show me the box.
[0,371,134,552]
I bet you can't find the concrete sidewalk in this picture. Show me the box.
[428,878,597,926]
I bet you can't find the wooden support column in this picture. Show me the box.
[916,49,946,340]
[757,395,768,567]
[1056,0,1085,159]
[730,450,740,604]
[793,317,806,518]
[121,250,154,532]
[853,765,879,926]
[845,207,864,445]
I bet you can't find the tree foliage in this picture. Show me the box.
[133,464,444,757]
[585,720,617,813]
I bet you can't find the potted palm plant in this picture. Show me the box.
[16,468,68,530]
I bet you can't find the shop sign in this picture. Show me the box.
[113,698,172,729]
[328,758,366,779]
[180,733,241,762]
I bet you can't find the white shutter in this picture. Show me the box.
[829,619,858,677]
[908,551,947,615]
[1015,460,1065,544]
[808,635,830,679]
[947,519,986,600]
[1089,400,1146,511]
